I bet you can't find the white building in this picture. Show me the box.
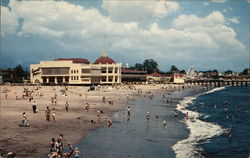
[173,74,185,84]
[30,50,121,85]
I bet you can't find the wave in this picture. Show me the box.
[172,87,226,158]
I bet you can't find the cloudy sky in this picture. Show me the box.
[1,0,249,72]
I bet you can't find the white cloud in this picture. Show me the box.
[101,0,179,22]
[0,0,245,64]
[1,6,19,35]
[211,0,227,3]
[173,11,244,51]
[228,17,240,24]
[173,11,225,28]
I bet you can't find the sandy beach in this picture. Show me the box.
[0,84,175,158]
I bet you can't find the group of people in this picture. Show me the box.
[45,106,57,122]
[48,134,80,158]
[145,112,168,127]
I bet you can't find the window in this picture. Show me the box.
[108,76,113,82]
[108,67,113,73]
[77,76,79,80]
[115,68,118,73]
[82,69,91,73]
[101,76,106,82]
[71,76,73,80]
[101,67,106,73]
[41,68,69,75]
[71,70,73,73]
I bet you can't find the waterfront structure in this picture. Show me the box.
[93,50,122,84]
[121,69,147,82]
[30,50,121,85]
[186,66,198,79]
[0,68,15,83]
[173,74,185,84]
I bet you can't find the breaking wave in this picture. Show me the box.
[172,87,226,158]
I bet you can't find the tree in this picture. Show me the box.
[143,59,158,74]
[180,70,186,74]
[134,63,144,71]
[241,68,249,75]
[224,70,233,75]
[13,64,25,82]
[170,65,179,74]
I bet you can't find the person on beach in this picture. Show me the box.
[21,112,29,126]
[51,108,56,122]
[155,113,159,121]
[55,138,63,156]
[102,96,106,103]
[127,106,131,118]
[32,101,37,114]
[45,106,51,122]
[85,103,90,112]
[74,147,80,158]
[122,109,125,118]
[65,101,69,112]
[146,112,150,122]
[51,97,54,105]
[108,98,113,105]
[50,138,57,153]
[174,110,178,120]
[63,143,74,158]
[107,119,113,127]
[185,112,189,119]
[97,109,101,120]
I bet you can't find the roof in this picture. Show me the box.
[94,56,116,64]
[174,74,185,78]
[121,69,147,74]
[54,58,90,64]
[148,72,162,77]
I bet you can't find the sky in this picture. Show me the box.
[0,0,249,72]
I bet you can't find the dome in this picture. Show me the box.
[54,58,90,64]
[94,56,116,64]
[93,50,116,64]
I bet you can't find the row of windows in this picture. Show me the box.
[71,70,79,74]
[71,76,79,80]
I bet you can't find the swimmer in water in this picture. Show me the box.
[146,112,150,122]
[155,113,159,121]
[163,120,167,128]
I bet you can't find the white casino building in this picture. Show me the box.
[30,50,122,85]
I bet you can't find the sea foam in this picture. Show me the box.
[172,87,226,158]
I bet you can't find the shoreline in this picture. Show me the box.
[0,84,173,158]
[74,85,211,158]
[173,86,226,158]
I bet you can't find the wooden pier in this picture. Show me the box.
[185,79,250,87]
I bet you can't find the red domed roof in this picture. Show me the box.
[54,58,90,64]
[94,56,116,64]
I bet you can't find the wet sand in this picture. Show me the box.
[0,84,175,158]
[76,85,208,158]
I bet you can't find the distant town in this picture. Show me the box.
[0,50,250,85]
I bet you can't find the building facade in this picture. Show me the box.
[30,50,122,85]
[121,69,147,82]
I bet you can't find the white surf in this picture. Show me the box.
[172,87,226,158]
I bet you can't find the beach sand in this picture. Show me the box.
[0,84,173,158]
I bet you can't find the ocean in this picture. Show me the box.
[173,86,250,158]
[76,86,250,158]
